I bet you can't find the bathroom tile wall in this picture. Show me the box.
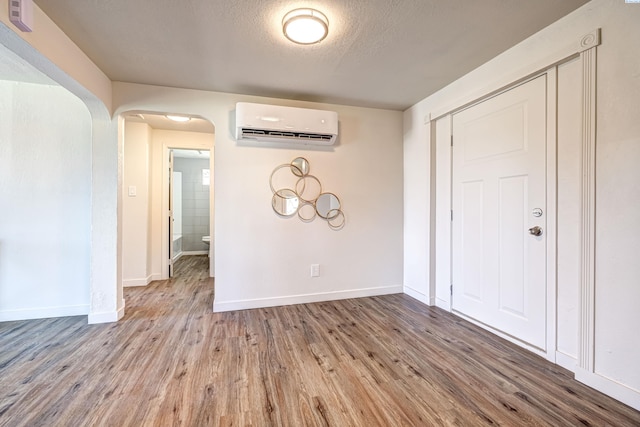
[172,237,182,257]
[173,157,210,252]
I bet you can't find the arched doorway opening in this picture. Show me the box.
[0,27,115,323]
[119,111,215,303]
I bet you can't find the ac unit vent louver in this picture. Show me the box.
[240,129,334,142]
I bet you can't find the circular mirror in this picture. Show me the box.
[290,157,310,177]
[272,189,299,217]
[327,209,345,230]
[270,163,301,194]
[296,175,322,203]
[315,192,341,219]
[298,202,317,222]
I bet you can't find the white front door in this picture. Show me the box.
[452,75,547,350]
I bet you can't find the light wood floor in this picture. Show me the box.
[1,255,639,426]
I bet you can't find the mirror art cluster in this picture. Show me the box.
[270,157,345,230]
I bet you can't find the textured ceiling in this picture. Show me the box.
[29,1,588,111]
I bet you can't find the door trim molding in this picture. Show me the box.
[429,29,601,122]
[545,67,558,359]
[431,30,601,364]
[578,45,597,373]
[572,42,639,412]
[431,28,640,411]
[160,140,214,281]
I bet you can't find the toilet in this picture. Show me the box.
[202,235,210,245]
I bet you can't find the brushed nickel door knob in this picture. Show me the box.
[528,226,543,236]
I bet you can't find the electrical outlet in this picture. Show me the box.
[310,264,320,277]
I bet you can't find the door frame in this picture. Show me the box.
[168,149,174,277]
[160,141,215,280]
[430,30,600,364]
[428,29,640,410]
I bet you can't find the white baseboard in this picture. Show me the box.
[575,368,640,411]
[0,304,89,322]
[555,351,577,373]
[123,275,154,287]
[403,285,430,305]
[117,302,125,321]
[434,297,451,311]
[88,310,120,324]
[182,250,208,256]
[172,251,183,263]
[213,285,403,313]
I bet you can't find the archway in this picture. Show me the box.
[119,111,215,301]
[0,24,117,323]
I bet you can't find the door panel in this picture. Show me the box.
[461,181,484,301]
[498,175,527,317]
[452,75,546,350]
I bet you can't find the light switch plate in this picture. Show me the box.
[128,185,137,197]
[310,264,320,277]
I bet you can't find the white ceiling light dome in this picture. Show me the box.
[282,8,329,45]
[166,114,191,122]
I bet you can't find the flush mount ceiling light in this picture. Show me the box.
[166,114,191,122]
[282,8,329,45]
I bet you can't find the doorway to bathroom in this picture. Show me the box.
[121,112,215,289]
[170,149,211,277]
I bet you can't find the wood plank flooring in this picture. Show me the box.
[1,255,639,426]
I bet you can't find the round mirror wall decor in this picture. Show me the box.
[296,175,322,203]
[269,157,345,229]
[315,192,340,219]
[290,157,310,177]
[271,188,300,217]
[270,163,303,194]
[297,201,317,222]
[327,209,345,230]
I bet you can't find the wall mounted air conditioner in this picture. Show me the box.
[235,102,338,146]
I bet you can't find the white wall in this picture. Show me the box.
[2,1,119,324]
[402,109,431,304]
[592,1,640,398]
[122,121,152,286]
[404,0,640,409]
[0,80,91,320]
[114,84,404,311]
